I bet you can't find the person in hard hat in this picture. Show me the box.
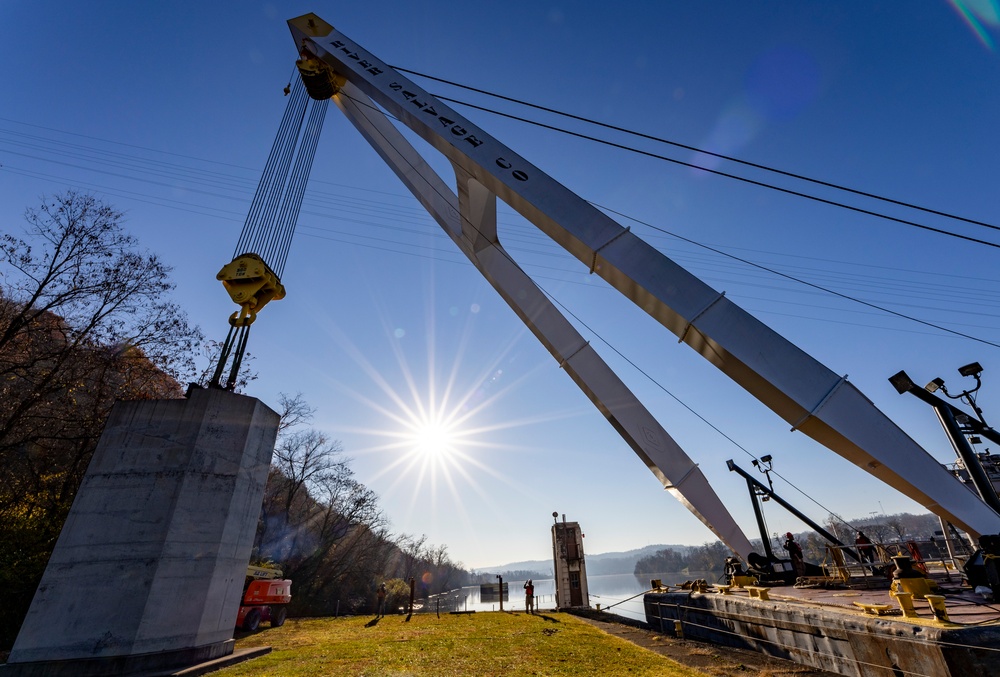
[783,532,805,577]
[523,579,535,614]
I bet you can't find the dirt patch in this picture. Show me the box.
[567,609,839,677]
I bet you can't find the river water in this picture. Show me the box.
[424,571,721,622]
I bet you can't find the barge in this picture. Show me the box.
[643,567,1000,676]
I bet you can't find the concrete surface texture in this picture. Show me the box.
[6,387,279,674]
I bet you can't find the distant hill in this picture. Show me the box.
[479,543,693,577]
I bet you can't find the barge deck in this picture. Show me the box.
[643,571,1000,676]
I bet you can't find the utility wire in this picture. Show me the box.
[395,66,1000,234]
[333,90,995,540]
[595,202,1000,349]
[435,95,1000,250]
[334,87,1000,348]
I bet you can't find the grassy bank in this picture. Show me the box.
[222,611,705,676]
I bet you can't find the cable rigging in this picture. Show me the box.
[210,70,329,390]
[395,66,1000,237]
[323,87,965,547]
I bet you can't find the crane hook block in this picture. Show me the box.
[217,253,286,315]
[296,53,344,100]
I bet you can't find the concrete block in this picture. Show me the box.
[5,388,278,676]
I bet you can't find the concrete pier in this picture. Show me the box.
[4,388,279,676]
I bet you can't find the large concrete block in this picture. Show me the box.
[5,388,279,676]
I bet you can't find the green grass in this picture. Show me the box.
[222,611,705,676]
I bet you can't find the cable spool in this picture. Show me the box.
[296,53,344,100]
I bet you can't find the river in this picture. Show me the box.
[424,571,722,622]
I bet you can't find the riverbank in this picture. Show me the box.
[221,611,705,676]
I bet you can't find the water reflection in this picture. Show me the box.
[419,572,721,621]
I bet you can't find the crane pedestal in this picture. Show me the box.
[4,388,279,676]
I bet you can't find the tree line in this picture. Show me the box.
[0,192,469,648]
[635,513,947,576]
[633,542,731,575]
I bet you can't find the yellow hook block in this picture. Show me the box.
[217,253,285,316]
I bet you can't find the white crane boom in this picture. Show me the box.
[288,13,1000,542]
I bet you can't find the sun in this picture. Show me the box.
[410,417,459,461]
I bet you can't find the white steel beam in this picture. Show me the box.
[331,78,754,558]
[288,14,1000,539]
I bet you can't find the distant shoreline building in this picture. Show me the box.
[551,513,589,608]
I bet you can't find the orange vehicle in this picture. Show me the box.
[237,565,292,631]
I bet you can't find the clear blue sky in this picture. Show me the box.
[1,2,998,569]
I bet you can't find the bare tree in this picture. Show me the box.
[0,192,202,649]
[0,191,201,382]
[256,416,392,616]
[276,392,315,434]
[885,517,908,542]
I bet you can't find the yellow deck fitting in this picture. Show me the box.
[746,586,771,601]
[731,575,756,588]
[891,591,919,618]
[891,576,937,600]
[217,253,285,319]
[853,602,893,616]
[925,595,950,623]
[716,585,733,595]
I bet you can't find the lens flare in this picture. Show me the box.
[949,0,1000,49]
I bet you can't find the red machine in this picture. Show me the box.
[237,565,292,631]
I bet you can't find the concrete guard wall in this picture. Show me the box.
[644,590,1000,677]
[5,388,279,676]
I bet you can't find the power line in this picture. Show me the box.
[595,202,1000,349]
[4,102,998,341]
[433,95,1000,251]
[395,67,1000,234]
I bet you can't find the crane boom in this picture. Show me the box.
[287,13,1000,540]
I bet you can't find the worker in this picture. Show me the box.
[524,579,535,614]
[376,582,387,618]
[783,532,805,577]
[855,532,875,563]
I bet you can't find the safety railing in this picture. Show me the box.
[818,538,967,588]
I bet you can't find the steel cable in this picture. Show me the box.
[272,98,328,277]
[233,79,309,262]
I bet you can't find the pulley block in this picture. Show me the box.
[217,252,286,316]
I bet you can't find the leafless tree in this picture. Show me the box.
[275,392,315,434]
[885,517,908,542]
[256,416,393,615]
[0,192,202,648]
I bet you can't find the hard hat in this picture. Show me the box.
[785,532,794,539]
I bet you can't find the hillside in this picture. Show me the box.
[480,544,693,577]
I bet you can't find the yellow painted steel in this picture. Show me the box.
[216,253,285,326]
[891,590,919,618]
[288,13,333,38]
[891,576,938,599]
[924,594,950,623]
